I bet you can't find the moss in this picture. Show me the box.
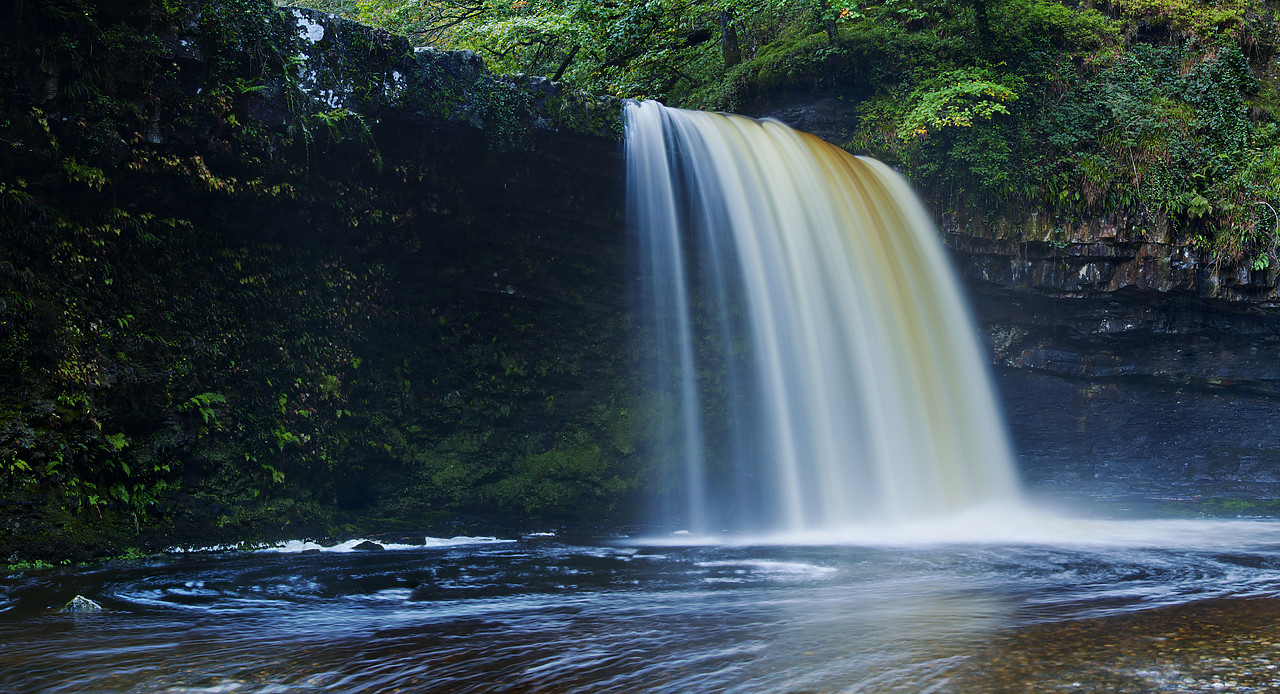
[0,0,636,561]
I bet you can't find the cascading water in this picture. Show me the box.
[626,100,1022,536]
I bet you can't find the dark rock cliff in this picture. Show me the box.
[942,212,1280,504]
[963,234,1280,506]
[0,0,632,561]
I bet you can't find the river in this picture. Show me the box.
[6,520,1280,692]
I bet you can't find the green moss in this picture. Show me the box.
[0,0,637,561]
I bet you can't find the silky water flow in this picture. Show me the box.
[625,100,1022,536]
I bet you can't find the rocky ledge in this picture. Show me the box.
[281,7,622,144]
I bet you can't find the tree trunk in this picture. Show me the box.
[972,0,990,51]
[818,0,839,46]
[720,10,741,69]
[552,44,579,82]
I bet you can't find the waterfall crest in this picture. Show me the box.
[626,100,1021,536]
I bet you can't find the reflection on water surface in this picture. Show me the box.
[4,523,1280,693]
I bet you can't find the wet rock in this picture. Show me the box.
[282,8,621,143]
[943,211,1280,302]
[61,595,103,613]
[351,540,385,552]
[755,95,859,145]
[999,368,1280,499]
[970,286,1280,395]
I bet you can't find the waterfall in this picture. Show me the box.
[626,100,1021,536]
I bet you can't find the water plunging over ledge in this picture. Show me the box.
[625,100,1021,535]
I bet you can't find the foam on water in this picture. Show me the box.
[639,510,1280,550]
[695,560,839,581]
[260,536,514,553]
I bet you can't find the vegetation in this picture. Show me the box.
[290,0,1280,266]
[0,0,637,562]
[282,0,822,99]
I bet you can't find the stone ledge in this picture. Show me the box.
[280,7,623,147]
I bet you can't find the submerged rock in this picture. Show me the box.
[61,595,103,613]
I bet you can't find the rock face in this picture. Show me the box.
[943,211,1280,302]
[0,0,632,561]
[973,287,1280,393]
[951,224,1280,500]
[1002,369,1280,501]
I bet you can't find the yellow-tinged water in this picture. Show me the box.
[626,100,1020,533]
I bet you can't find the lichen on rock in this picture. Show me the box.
[61,595,104,613]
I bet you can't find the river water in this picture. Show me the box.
[6,519,1280,693]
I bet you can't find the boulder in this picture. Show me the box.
[61,595,103,613]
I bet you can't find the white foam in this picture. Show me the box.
[165,544,243,553]
[696,559,838,580]
[165,536,514,554]
[419,535,514,548]
[636,505,1280,550]
[260,536,514,553]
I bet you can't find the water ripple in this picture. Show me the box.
[5,527,1280,692]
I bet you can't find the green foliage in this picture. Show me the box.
[181,393,228,425]
[5,559,54,571]
[1110,0,1253,45]
[1018,41,1277,260]
[114,546,150,561]
[1011,0,1119,50]
[61,158,108,190]
[284,0,820,101]
[898,68,1019,140]
[655,0,1278,262]
[291,0,361,19]
[482,417,634,520]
